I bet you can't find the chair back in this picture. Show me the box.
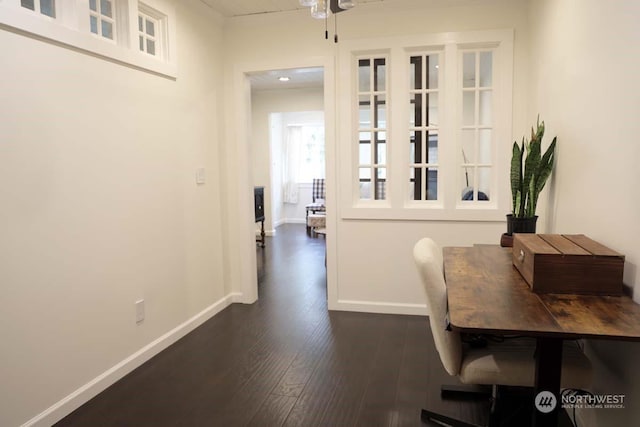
[413,238,462,376]
[311,178,325,203]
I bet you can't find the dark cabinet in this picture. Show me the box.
[254,186,265,222]
[254,187,265,247]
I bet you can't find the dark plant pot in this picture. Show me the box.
[506,214,538,236]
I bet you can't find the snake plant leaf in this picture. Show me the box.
[521,137,541,217]
[530,137,557,215]
[510,141,523,215]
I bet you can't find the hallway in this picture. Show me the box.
[56,225,481,426]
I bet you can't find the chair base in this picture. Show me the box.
[421,408,483,427]
[421,385,536,427]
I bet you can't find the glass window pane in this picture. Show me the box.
[147,39,156,55]
[480,51,493,87]
[90,15,98,34]
[461,167,475,200]
[100,0,112,18]
[411,167,420,200]
[359,168,371,180]
[427,132,438,164]
[478,130,492,164]
[360,167,372,200]
[359,131,371,143]
[89,0,97,12]
[358,95,371,129]
[426,168,438,200]
[413,130,423,163]
[409,131,418,164]
[374,95,386,128]
[462,91,475,126]
[101,20,113,39]
[410,56,421,90]
[377,131,386,143]
[479,90,492,126]
[374,58,386,92]
[359,143,371,165]
[358,59,371,92]
[478,167,491,201]
[375,140,386,164]
[21,0,35,10]
[146,19,155,36]
[375,168,386,200]
[359,182,371,199]
[427,55,439,89]
[461,129,475,165]
[410,93,421,127]
[139,36,144,51]
[463,52,476,88]
[40,0,55,17]
[427,93,438,126]
[138,15,143,31]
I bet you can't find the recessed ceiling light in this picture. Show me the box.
[278,76,290,82]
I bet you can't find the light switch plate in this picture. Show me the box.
[196,168,206,185]
[135,299,145,324]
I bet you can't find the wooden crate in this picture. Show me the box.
[512,234,625,295]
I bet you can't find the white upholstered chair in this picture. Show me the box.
[413,238,592,426]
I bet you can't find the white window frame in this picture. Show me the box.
[407,48,443,206]
[89,0,118,43]
[137,2,167,60]
[338,29,513,221]
[0,0,177,78]
[458,46,498,208]
[356,53,390,203]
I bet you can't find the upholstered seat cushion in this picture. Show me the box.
[459,337,592,389]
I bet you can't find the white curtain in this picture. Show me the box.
[283,125,301,204]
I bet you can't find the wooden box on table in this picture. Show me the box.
[512,234,625,295]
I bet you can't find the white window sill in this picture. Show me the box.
[341,205,508,222]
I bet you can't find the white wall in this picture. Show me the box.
[0,1,229,425]
[224,0,531,315]
[529,1,640,425]
[251,88,324,233]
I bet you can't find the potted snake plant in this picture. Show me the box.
[502,117,557,246]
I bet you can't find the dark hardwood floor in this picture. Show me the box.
[55,224,490,427]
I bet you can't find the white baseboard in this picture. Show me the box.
[332,299,428,316]
[255,229,276,237]
[22,292,243,427]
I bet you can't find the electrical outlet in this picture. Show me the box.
[135,299,145,324]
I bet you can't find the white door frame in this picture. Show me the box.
[229,55,338,307]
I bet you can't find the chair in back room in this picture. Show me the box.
[305,178,325,234]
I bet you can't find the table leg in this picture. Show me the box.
[532,337,563,427]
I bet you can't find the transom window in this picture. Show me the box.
[138,12,158,56]
[357,56,388,201]
[20,0,55,17]
[89,0,116,41]
[1,0,177,77]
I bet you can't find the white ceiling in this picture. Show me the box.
[200,0,385,17]
[249,67,324,91]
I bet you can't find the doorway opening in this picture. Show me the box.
[248,67,327,297]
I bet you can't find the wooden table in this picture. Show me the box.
[444,245,640,427]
